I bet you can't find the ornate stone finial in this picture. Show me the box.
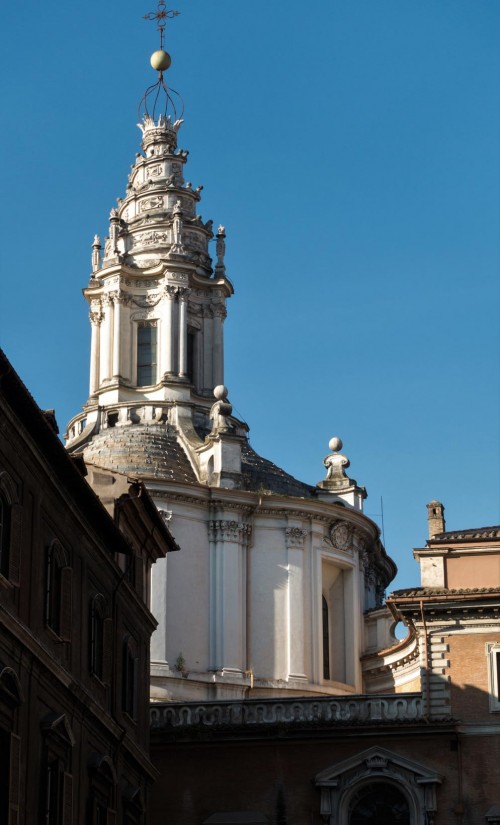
[209,385,233,434]
[322,437,351,488]
[316,436,367,509]
[91,235,101,274]
[215,225,226,275]
[169,201,184,254]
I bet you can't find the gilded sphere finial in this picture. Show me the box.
[150,49,172,71]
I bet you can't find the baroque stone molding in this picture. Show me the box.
[89,308,104,325]
[212,303,227,319]
[140,196,164,211]
[149,694,424,730]
[208,520,252,544]
[326,520,354,552]
[132,293,162,308]
[285,527,307,548]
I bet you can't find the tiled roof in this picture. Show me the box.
[82,424,198,484]
[390,586,500,598]
[240,443,315,498]
[81,425,316,497]
[430,527,500,543]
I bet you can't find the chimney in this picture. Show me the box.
[427,500,445,539]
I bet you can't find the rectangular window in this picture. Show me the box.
[487,643,500,711]
[137,323,157,387]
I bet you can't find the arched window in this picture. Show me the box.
[89,595,112,683]
[0,470,21,585]
[349,782,410,825]
[0,664,23,825]
[88,753,117,825]
[0,492,11,578]
[46,542,72,641]
[322,596,330,680]
[123,784,144,825]
[315,747,442,825]
[40,713,75,825]
[122,636,138,720]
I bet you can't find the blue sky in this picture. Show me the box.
[1,0,499,592]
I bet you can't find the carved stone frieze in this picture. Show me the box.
[140,196,164,211]
[133,230,170,247]
[149,694,423,730]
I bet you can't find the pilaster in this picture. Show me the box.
[285,526,308,682]
[208,518,252,675]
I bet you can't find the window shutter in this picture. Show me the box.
[62,772,73,825]
[8,733,21,825]
[102,618,114,685]
[59,567,73,642]
[134,555,144,600]
[8,505,21,586]
[107,810,117,825]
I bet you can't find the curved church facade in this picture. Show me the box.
[65,108,398,703]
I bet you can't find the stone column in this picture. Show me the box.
[286,527,308,682]
[178,288,190,378]
[212,304,226,388]
[89,307,102,396]
[203,306,214,391]
[112,292,121,378]
[208,519,251,673]
[150,555,169,665]
[161,286,176,377]
[99,297,112,383]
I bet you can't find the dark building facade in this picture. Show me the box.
[0,349,177,825]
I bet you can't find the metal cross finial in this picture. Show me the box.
[144,1,180,49]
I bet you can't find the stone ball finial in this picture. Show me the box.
[150,50,172,72]
[328,436,343,453]
[213,385,228,401]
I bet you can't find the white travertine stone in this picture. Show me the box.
[66,114,397,705]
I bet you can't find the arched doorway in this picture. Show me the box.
[349,782,410,825]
